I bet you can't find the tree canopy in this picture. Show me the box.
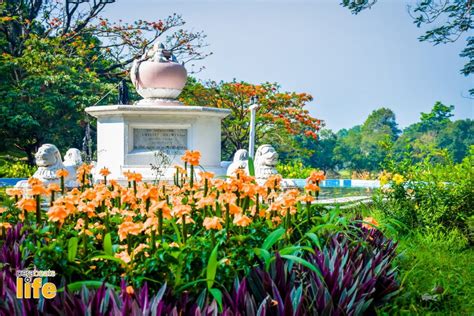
[300,102,473,174]
[180,78,321,160]
[0,0,208,163]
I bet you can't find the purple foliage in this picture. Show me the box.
[305,228,399,315]
[0,225,399,315]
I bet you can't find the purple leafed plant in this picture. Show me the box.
[0,224,398,315]
[305,228,399,315]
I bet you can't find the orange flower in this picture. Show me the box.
[47,183,61,192]
[115,250,131,264]
[77,202,96,218]
[133,173,143,182]
[99,167,111,177]
[82,188,97,201]
[203,216,223,230]
[76,164,93,183]
[181,150,201,166]
[173,204,192,218]
[199,171,214,180]
[308,170,326,183]
[362,217,379,230]
[6,188,23,197]
[196,196,216,209]
[17,198,36,212]
[228,203,242,215]
[233,214,252,227]
[264,175,282,190]
[126,286,134,295]
[109,179,119,187]
[47,205,69,224]
[29,184,48,196]
[27,178,42,186]
[218,192,237,205]
[118,217,143,241]
[124,171,142,182]
[150,200,171,219]
[298,195,315,203]
[304,183,320,193]
[56,169,69,178]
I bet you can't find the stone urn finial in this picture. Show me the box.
[130,41,187,102]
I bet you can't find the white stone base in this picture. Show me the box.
[85,103,231,182]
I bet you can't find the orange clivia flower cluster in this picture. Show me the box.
[1,151,350,270]
[181,150,201,166]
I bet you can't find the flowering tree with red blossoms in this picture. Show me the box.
[180,79,323,160]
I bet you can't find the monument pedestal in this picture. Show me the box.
[85,100,230,182]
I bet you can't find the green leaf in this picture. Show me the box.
[253,248,271,269]
[279,245,314,256]
[206,244,219,289]
[262,228,285,250]
[248,157,255,177]
[305,232,323,250]
[91,255,126,265]
[209,288,223,312]
[281,254,323,279]
[103,233,113,256]
[67,237,78,262]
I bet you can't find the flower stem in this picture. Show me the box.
[158,209,163,241]
[225,203,230,239]
[182,215,187,244]
[35,195,41,224]
[50,192,55,207]
[306,201,311,224]
[60,176,65,195]
[83,216,89,256]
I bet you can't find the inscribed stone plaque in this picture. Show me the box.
[133,128,188,153]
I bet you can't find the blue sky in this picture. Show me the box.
[104,0,473,131]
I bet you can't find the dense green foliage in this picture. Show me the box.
[0,158,35,178]
[376,148,473,234]
[0,1,208,164]
[284,102,473,176]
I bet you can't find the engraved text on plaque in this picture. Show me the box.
[133,128,188,153]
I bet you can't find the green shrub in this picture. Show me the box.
[376,148,474,235]
[276,160,315,178]
[0,159,36,178]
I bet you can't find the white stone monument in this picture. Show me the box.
[85,43,230,182]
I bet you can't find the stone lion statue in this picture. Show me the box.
[64,148,82,168]
[15,144,79,188]
[254,144,279,182]
[63,148,83,187]
[226,149,248,177]
[32,144,66,182]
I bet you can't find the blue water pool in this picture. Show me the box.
[0,178,26,187]
[287,179,380,188]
